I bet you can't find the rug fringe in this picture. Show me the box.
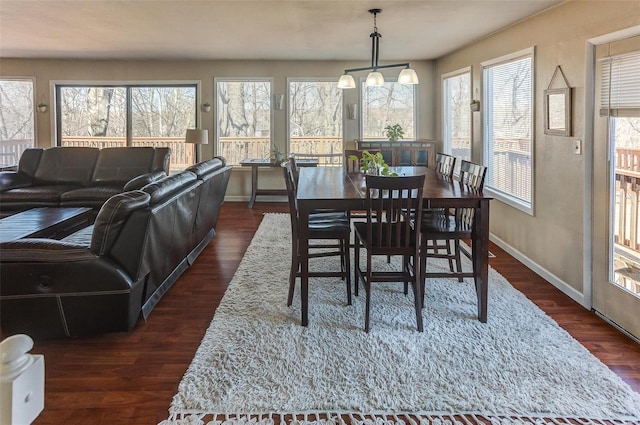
[159,412,640,425]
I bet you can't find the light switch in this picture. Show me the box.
[573,139,582,155]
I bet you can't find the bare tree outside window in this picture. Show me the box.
[0,79,35,163]
[57,84,196,172]
[362,82,415,139]
[289,81,342,164]
[216,80,271,165]
[443,71,471,173]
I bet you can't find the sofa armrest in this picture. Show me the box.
[123,170,166,191]
[0,238,98,263]
[0,171,33,192]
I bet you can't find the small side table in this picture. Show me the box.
[240,158,318,208]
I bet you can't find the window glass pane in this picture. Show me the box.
[131,86,196,172]
[484,54,533,207]
[217,80,271,166]
[58,84,197,172]
[443,72,471,173]
[362,82,415,139]
[59,86,127,146]
[289,80,342,165]
[0,79,35,164]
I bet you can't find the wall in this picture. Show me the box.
[434,0,640,302]
[0,58,435,199]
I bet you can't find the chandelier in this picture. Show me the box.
[338,9,419,89]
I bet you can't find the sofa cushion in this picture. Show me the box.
[142,171,197,204]
[123,170,166,191]
[91,190,151,255]
[1,185,82,203]
[34,147,99,186]
[17,148,43,179]
[91,147,155,186]
[185,157,225,178]
[152,147,171,173]
[60,185,122,208]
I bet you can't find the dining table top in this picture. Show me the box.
[297,166,492,206]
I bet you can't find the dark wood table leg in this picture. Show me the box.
[299,203,311,326]
[248,165,258,208]
[472,199,490,323]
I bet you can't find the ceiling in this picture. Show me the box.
[0,0,563,61]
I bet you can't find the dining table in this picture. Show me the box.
[296,166,492,326]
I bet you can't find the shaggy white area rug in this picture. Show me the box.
[161,214,640,425]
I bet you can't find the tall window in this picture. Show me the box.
[483,48,534,213]
[442,68,471,172]
[362,81,415,139]
[216,79,271,166]
[0,78,35,164]
[56,84,197,172]
[288,80,342,165]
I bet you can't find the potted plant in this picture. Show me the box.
[349,150,398,176]
[470,99,480,112]
[384,124,405,142]
[270,143,284,164]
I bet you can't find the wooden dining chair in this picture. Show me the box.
[435,153,456,178]
[420,160,487,287]
[353,174,425,332]
[282,160,352,307]
[421,153,458,271]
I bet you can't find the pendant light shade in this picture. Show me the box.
[365,72,385,87]
[338,74,356,89]
[398,68,419,85]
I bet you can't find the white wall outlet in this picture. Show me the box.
[573,139,582,155]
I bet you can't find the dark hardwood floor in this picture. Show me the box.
[13,202,639,424]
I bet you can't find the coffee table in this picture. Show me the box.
[0,207,93,243]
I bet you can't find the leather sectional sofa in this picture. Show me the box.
[0,154,232,339]
[0,146,170,215]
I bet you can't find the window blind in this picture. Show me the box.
[600,50,640,117]
[483,54,533,206]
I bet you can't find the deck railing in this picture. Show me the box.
[217,136,343,166]
[60,137,194,172]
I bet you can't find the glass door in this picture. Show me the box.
[592,36,640,340]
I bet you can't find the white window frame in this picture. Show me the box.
[441,66,472,166]
[359,77,418,140]
[286,77,344,156]
[214,77,273,166]
[481,47,536,215]
[0,76,37,158]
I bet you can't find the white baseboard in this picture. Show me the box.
[489,233,588,308]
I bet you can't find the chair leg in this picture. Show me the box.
[420,238,427,307]
[287,244,299,307]
[454,240,464,282]
[364,262,372,333]
[344,235,352,306]
[412,254,424,332]
[446,240,455,272]
[354,236,361,297]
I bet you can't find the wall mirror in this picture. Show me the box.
[544,87,571,136]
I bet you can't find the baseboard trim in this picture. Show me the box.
[489,233,587,308]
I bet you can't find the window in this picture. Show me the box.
[216,79,272,166]
[362,81,415,139]
[0,78,35,164]
[482,48,534,213]
[56,83,197,173]
[288,79,342,165]
[442,68,471,173]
